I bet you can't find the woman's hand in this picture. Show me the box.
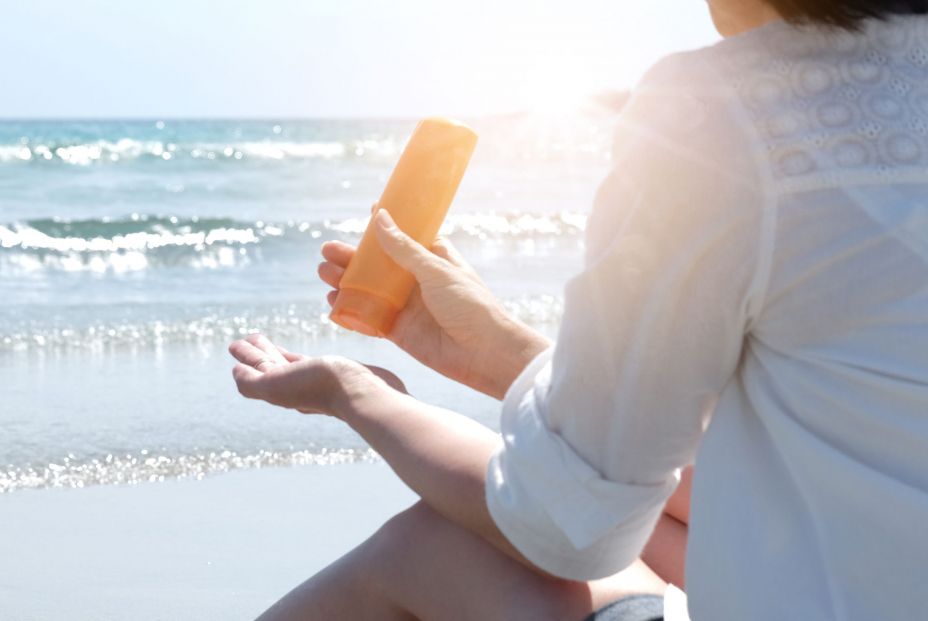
[228,334,404,418]
[319,210,551,400]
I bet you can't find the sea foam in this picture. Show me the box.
[0,138,400,165]
[0,447,380,494]
[0,212,586,274]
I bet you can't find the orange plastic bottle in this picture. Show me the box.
[329,118,478,337]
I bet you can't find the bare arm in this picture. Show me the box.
[337,381,542,572]
[229,334,551,577]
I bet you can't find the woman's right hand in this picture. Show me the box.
[318,210,550,400]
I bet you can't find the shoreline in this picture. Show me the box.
[0,462,416,620]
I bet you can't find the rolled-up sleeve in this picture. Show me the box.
[487,348,680,580]
[485,53,774,580]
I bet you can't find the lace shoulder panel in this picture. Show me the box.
[711,16,928,192]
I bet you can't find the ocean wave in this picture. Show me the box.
[0,213,586,274]
[0,215,267,273]
[0,138,401,166]
[0,447,379,494]
[0,296,563,352]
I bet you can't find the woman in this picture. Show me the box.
[229,0,928,619]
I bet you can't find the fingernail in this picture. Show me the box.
[375,210,396,230]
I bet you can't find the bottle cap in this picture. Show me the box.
[329,288,398,338]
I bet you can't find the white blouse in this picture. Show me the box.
[486,15,928,621]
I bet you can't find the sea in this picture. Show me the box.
[0,111,619,494]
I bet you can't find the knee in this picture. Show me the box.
[356,501,433,588]
[372,500,434,552]
[356,502,598,621]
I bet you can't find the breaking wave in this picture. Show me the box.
[0,212,586,274]
[0,138,401,166]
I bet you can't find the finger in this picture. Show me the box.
[321,240,356,268]
[326,290,338,308]
[245,334,288,365]
[373,210,447,282]
[229,339,280,372]
[232,363,265,398]
[431,237,485,283]
[317,261,346,289]
[274,343,305,363]
[370,201,379,214]
[429,236,467,268]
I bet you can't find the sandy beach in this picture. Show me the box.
[0,462,417,620]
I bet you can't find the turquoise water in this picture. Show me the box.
[0,113,616,493]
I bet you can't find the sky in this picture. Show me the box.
[1,0,720,119]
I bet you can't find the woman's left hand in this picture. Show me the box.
[228,334,406,417]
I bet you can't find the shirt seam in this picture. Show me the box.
[698,53,779,335]
[776,169,928,195]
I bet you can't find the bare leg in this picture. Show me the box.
[258,467,693,621]
[257,501,667,621]
[642,513,688,589]
[642,466,692,588]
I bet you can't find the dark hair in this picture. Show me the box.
[764,0,928,29]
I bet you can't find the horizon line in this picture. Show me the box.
[0,92,630,124]
[0,115,441,123]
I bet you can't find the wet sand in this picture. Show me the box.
[0,462,416,620]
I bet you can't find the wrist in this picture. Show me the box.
[483,315,551,400]
[329,362,407,423]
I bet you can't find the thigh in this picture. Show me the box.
[368,501,667,621]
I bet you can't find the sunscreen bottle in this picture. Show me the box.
[330,118,478,337]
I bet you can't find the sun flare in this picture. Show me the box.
[518,56,602,118]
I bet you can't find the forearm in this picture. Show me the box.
[473,315,552,400]
[337,382,547,575]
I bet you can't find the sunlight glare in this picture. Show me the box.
[519,55,602,118]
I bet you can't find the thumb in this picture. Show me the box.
[373,210,445,281]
